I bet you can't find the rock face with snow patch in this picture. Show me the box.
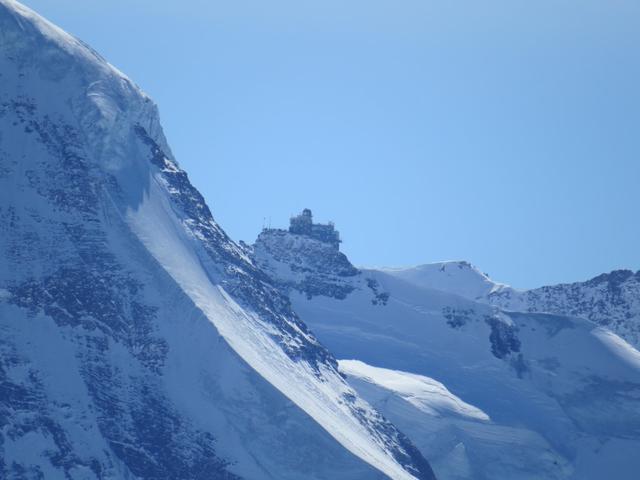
[254,226,360,300]
[0,2,436,479]
[487,270,640,349]
[253,213,396,307]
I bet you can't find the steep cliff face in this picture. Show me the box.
[253,222,640,480]
[0,2,436,479]
[253,228,360,300]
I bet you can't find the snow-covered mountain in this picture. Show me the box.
[379,262,508,301]
[385,262,640,349]
[0,2,436,478]
[488,270,640,349]
[254,217,640,480]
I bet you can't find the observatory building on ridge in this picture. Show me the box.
[288,209,341,250]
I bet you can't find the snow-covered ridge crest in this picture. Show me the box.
[0,0,167,171]
[487,269,640,348]
[380,261,509,300]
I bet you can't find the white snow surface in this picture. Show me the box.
[339,360,490,421]
[592,327,640,370]
[380,261,508,301]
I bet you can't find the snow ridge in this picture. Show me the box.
[339,360,490,421]
[487,270,640,348]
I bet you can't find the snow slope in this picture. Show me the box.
[338,360,489,422]
[380,262,507,301]
[384,262,640,349]
[0,1,435,478]
[337,360,571,480]
[255,227,640,480]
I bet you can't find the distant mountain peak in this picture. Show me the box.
[381,261,509,301]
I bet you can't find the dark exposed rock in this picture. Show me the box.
[442,307,475,329]
[485,315,521,360]
[253,228,359,301]
[366,278,390,306]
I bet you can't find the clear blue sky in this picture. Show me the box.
[23,0,640,288]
